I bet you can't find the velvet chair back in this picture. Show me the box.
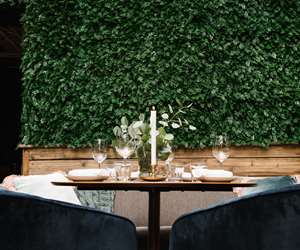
[0,190,137,250]
[170,184,300,250]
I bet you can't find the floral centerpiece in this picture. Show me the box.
[113,103,196,175]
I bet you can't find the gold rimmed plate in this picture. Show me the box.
[66,174,109,181]
[199,176,237,182]
[140,176,167,182]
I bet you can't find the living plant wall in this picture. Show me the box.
[17,0,300,148]
[0,0,26,7]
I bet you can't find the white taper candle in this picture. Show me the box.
[150,106,157,166]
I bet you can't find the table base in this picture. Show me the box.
[148,190,160,250]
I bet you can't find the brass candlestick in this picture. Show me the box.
[140,163,166,181]
[151,164,157,177]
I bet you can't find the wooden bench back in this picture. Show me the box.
[20,145,300,176]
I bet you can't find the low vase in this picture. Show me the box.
[137,143,172,177]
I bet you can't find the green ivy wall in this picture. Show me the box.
[18,0,300,148]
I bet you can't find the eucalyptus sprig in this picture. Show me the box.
[159,103,197,131]
[113,103,197,148]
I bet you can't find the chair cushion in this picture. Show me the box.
[3,173,115,211]
[74,189,115,213]
[13,173,81,205]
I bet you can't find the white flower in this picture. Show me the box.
[171,122,180,129]
[161,113,169,119]
[189,125,197,130]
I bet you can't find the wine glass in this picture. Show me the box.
[91,139,108,168]
[212,135,230,168]
[114,136,136,167]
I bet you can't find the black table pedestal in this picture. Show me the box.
[148,190,160,250]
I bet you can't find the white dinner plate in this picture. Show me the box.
[66,174,109,181]
[66,169,109,181]
[200,176,236,182]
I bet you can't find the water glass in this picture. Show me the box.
[116,164,131,181]
[167,164,184,181]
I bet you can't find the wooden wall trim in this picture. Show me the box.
[21,149,30,175]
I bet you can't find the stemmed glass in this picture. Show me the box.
[91,139,108,168]
[162,144,175,179]
[114,136,137,167]
[212,135,230,168]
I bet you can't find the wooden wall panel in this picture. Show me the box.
[20,145,300,177]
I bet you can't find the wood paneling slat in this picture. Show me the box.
[175,145,300,158]
[27,148,120,160]
[20,145,300,160]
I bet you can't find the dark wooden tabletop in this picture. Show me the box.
[52,179,256,191]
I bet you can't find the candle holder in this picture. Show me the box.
[151,164,156,176]
[140,163,167,181]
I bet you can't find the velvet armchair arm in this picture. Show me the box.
[0,190,137,250]
[170,184,300,250]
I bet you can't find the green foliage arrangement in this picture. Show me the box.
[21,0,300,148]
[112,103,196,171]
[113,103,196,148]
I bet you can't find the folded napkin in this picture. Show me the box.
[192,169,233,178]
[68,169,109,177]
[181,172,192,180]
[191,168,209,178]
[182,172,192,178]
[130,171,140,179]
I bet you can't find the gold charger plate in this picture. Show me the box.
[140,176,167,181]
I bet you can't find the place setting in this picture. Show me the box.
[63,113,237,184]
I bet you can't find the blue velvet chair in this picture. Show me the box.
[170,184,300,250]
[0,190,137,250]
